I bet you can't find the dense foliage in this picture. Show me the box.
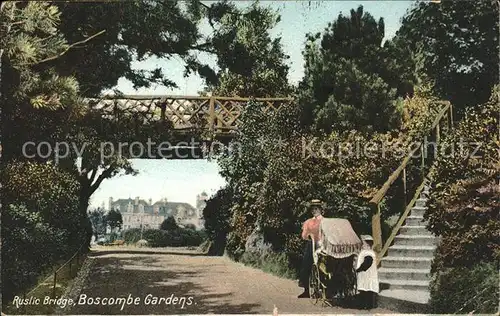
[88,208,107,239]
[160,216,179,231]
[429,262,499,314]
[298,5,416,134]
[205,2,292,97]
[1,161,88,301]
[425,86,500,270]
[105,208,123,231]
[395,1,499,116]
[425,86,499,314]
[202,186,233,255]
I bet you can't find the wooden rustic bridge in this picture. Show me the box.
[86,95,293,138]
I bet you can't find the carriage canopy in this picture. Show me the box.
[319,218,363,258]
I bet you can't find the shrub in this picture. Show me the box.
[122,228,206,247]
[122,228,142,244]
[426,86,500,270]
[429,262,499,314]
[160,216,178,231]
[1,161,86,301]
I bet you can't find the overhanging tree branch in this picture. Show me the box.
[90,166,114,195]
[32,30,106,66]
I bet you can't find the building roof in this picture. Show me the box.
[113,198,149,205]
[111,198,196,216]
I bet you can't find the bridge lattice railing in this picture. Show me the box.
[85,95,293,136]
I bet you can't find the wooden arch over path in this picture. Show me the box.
[86,95,294,138]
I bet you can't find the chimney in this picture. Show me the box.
[135,196,139,205]
[149,198,153,205]
[109,197,113,210]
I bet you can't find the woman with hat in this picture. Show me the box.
[297,199,324,298]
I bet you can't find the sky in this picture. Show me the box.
[90,1,414,209]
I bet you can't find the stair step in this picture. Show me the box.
[378,289,430,312]
[378,268,430,281]
[415,198,428,207]
[388,245,436,258]
[399,225,432,236]
[379,279,429,291]
[381,256,432,270]
[394,235,437,246]
[411,206,427,217]
[405,216,427,226]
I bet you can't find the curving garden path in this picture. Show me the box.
[64,246,392,314]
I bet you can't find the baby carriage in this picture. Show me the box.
[309,218,363,306]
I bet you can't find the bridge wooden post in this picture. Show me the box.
[159,101,166,122]
[208,97,215,135]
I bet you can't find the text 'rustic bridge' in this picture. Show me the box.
[87,95,293,138]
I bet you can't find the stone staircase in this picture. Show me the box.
[378,186,439,312]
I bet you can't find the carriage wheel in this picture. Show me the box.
[309,265,321,305]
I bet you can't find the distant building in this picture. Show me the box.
[195,191,209,228]
[108,197,199,230]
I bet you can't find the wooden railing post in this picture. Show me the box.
[208,96,215,135]
[420,143,425,180]
[159,102,166,122]
[402,167,407,207]
[371,203,383,254]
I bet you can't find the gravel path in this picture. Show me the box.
[64,246,392,314]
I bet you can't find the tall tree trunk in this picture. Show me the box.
[79,188,93,248]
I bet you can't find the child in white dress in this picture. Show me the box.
[355,235,379,309]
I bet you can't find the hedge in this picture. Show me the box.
[429,262,499,314]
[122,228,206,247]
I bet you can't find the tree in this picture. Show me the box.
[53,1,208,96]
[105,208,123,232]
[395,1,499,115]
[0,2,95,162]
[160,216,178,231]
[88,208,107,239]
[298,5,416,134]
[205,2,292,97]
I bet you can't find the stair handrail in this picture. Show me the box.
[369,101,453,257]
[375,171,434,265]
